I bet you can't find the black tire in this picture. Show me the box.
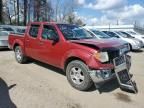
[129,44,132,51]
[66,60,93,91]
[14,46,28,64]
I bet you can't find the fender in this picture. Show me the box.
[61,48,114,70]
[12,39,26,56]
[61,48,92,69]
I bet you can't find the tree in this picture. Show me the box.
[75,19,84,26]
[0,0,3,23]
[67,13,75,24]
[12,0,17,24]
[2,0,15,24]
[33,0,53,21]
[45,0,54,21]
[23,0,27,25]
[17,0,19,25]
[53,0,77,23]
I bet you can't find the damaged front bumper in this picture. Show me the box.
[88,55,137,93]
[89,69,116,84]
[88,55,131,84]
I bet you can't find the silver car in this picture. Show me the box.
[0,31,9,48]
[103,31,142,50]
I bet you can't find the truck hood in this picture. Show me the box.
[70,38,127,50]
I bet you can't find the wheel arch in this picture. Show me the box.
[13,40,26,56]
[13,43,20,50]
[64,56,86,72]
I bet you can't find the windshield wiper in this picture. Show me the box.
[79,37,95,39]
[67,37,81,40]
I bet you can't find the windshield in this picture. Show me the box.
[91,30,111,39]
[119,31,134,38]
[0,31,9,36]
[127,31,137,35]
[102,31,119,38]
[115,31,129,38]
[57,24,94,40]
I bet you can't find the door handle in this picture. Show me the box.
[39,41,44,45]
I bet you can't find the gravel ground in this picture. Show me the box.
[0,49,144,108]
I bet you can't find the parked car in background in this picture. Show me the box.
[118,31,144,48]
[0,26,15,33]
[103,31,142,51]
[0,25,26,34]
[14,26,26,34]
[0,31,10,48]
[84,28,130,47]
[121,31,144,46]
[84,28,112,39]
[8,22,135,92]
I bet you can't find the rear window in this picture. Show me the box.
[29,25,40,38]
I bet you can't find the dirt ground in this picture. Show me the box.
[0,49,144,108]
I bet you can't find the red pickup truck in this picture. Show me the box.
[9,22,134,91]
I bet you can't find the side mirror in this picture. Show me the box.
[51,36,59,44]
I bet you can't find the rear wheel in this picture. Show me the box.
[129,44,132,51]
[14,46,28,64]
[66,60,93,91]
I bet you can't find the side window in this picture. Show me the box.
[29,25,40,38]
[42,25,58,40]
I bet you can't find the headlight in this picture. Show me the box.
[123,44,130,52]
[93,51,109,62]
[134,40,139,45]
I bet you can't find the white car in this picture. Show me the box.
[0,31,10,48]
[103,31,142,50]
[122,31,144,46]
[84,28,112,39]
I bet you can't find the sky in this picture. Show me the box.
[73,0,144,25]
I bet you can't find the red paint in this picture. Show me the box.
[8,22,126,70]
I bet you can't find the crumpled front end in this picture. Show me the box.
[87,43,131,84]
[88,55,131,84]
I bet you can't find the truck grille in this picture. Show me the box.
[107,50,120,62]
[114,56,125,66]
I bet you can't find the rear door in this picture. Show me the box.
[25,24,41,59]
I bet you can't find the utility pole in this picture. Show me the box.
[116,19,119,25]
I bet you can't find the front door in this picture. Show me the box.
[36,25,63,67]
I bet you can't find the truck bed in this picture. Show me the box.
[8,33,25,49]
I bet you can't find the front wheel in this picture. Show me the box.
[14,46,28,64]
[66,60,93,91]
